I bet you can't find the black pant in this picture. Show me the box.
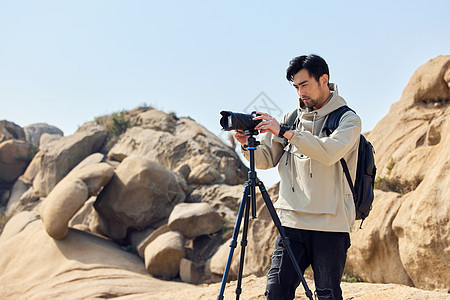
[265,227,350,300]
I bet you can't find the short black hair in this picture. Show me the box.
[286,54,329,83]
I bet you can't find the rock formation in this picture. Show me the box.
[23,121,107,197]
[24,123,64,147]
[41,162,114,239]
[92,156,189,241]
[346,55,450,291]
[106,109,247,185]
[0,120,25,142]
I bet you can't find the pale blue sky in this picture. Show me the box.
[1,1,449,185]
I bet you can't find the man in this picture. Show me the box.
[235,54,361,300]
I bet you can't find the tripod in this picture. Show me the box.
[217,133,313,300]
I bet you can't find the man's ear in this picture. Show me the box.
[320,74,329,86]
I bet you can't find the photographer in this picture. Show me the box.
[235,54,361,300]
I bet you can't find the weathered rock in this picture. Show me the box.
[129,226,155,254]
[354,56,450,290]
[41,162,114,240]
[144,231,185,279]
[0,139,34,186]
[391,154,450,290]
[132,109,177,133]
[137,224,170,259]
[23,121,107,197]
[174,163,191,180]
[168,202,224,239]
[107,110,248,185]
[0,223,193,299]
[368,56,449,176]
[65,162,114,197]
[23,123,63,147]
[69,153,105,173]
[346,190,413,286]
[17,187,40,213]
[42,179,89,239]
[0,120,25,142]
[5,177,31,216]
[189,183,244,227]
[0,210,40,244]
[399,55,449,106]
[179,258,205,284]
[93,156,188,241]
[39,132,63,147]
[188,163,221,184]
[68,197,96,231]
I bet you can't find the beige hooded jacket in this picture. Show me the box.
[242,85,361,232]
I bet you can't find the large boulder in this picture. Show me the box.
[23,123,63,147]
[93,156,188,241]
[23,121,107,197]
[168,202,224,239]
[368,56,449,175]
[42,179,89,239]
[41,163,114,239]
[346,56,450,290]
[144,231,185,279]
[107,110,248,185]
[0,120,25,142]
[0,139,34,187]
[137,225,170,259]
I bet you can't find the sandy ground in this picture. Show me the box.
[137,275,450,300]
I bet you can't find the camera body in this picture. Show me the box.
[220,111,262,133]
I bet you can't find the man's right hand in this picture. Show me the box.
[234,130,247,145]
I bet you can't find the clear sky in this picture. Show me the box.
[1,1,449,186]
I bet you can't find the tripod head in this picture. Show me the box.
[242,130,260,150]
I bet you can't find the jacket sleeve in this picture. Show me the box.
[289,111,361,166]
[241,133,285,169]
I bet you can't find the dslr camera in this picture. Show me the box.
[220,111,262,134]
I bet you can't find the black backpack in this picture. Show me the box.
[322,106,377,228]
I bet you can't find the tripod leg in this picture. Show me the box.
[234,185,252,300]
[257,181,314,300]
[217,183,250,300]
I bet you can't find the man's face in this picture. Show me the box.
[292,68,329,109]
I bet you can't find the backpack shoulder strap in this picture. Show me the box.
[323,105,357,201]
[283,108,298,129]
[323,106,354,135]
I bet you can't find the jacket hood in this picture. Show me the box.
[298,83,347,117]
